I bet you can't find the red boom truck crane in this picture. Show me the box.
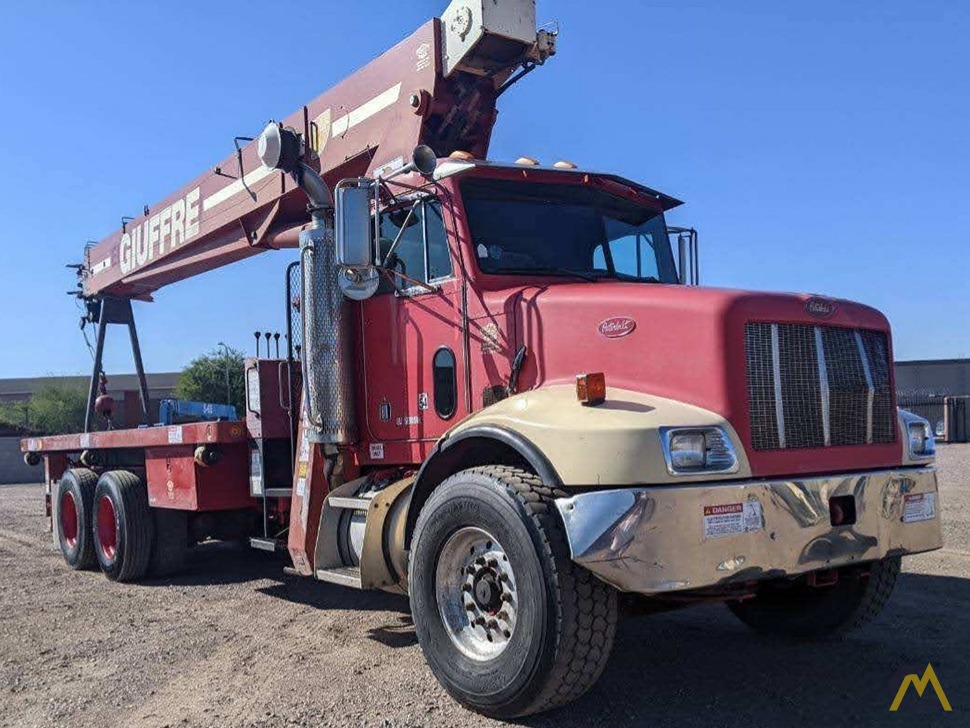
[23,0,942,718]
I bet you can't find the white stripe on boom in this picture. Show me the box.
[202,165,276,213]
[331,83,402,137]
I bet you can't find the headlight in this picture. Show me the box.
[661,427,739,476]
[907,421,935,458]
[899,409,935,460]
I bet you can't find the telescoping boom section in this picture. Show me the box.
[82,6,555,300]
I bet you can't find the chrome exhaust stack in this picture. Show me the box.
[258,122,356,444]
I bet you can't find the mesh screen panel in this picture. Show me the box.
[745,323,779,450]
[745,323,895,451]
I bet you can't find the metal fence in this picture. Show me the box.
[898,392,969,442]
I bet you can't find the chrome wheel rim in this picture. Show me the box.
[435,526,518,661]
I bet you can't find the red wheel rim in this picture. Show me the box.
[60,491,79,548]
[97,495,118,561]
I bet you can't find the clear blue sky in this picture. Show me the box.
[1,1,967,378]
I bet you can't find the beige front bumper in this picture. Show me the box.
[554,467,942,595]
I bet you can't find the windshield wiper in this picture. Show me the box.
[491,267,599,282]
[590,271,661,283]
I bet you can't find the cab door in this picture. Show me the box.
[359,199,465,448]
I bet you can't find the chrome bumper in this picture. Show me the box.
[554,467,942,595]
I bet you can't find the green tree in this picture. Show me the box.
[175,345,246,416]
[0,384,88,435]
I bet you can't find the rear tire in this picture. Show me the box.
[727,557,901,640]
[55,469,98,570]
[409,465,617,719]
[93,470,154,582]
[149,508,188,577]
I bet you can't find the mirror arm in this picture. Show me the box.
[381,176,444,196]
[380,200,421,267]
[377,179,403,206]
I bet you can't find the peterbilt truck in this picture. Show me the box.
[22,0,942,719]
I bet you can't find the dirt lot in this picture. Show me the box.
[1,449,967,728]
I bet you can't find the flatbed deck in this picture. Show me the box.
[22,421,249,454]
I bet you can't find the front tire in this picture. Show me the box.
[93,470,154,582]
[727,557,901,640]
[409,466,617,719]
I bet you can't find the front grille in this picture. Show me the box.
[745,323,895,451]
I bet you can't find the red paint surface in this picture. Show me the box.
[145,444,252,512]
[97,494,117,561]
[60,491,78,548]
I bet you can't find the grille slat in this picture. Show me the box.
[745,323,895,451]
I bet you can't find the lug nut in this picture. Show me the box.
[465,603,476,611]
[501,593,513,603]
[466,566,477,575]
[461,583,472,592]
[487,619,499,629]
[487,558,499,568]
[498,610,509,620]
[475,556,486,566]
[475,616,486,626]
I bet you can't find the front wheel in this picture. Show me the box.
[409,466,617,719]
[727,557,901,640]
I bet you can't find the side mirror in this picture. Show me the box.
[335,184,373,267]
[334,182,380,300]
[671,227,699,285]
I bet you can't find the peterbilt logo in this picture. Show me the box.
[598,316,637,338]
[805,297,837,318]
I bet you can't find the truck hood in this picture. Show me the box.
[479,281,900,478]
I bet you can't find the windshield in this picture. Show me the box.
[461,178,678,283]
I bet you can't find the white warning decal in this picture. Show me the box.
[703,501,763,540]
[167,426,183,444]
[902,492,936,523]
[369,442,385,460]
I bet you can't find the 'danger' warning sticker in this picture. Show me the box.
[902,492,937,523]
[703,501,764,540]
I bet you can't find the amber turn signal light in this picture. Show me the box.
[576,372,607,406]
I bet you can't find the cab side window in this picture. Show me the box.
[377,200,451,294]
[592,233,661,281]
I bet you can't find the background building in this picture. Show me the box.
[895,359,970,438]
[895,358,970,397]
[0,372,178,484]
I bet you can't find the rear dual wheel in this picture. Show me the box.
[93,470,154,582]
[55,469,99,569]
[55,469,188,580]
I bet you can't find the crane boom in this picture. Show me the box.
[81,2,555,300]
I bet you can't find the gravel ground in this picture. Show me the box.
[1,447,967,728]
